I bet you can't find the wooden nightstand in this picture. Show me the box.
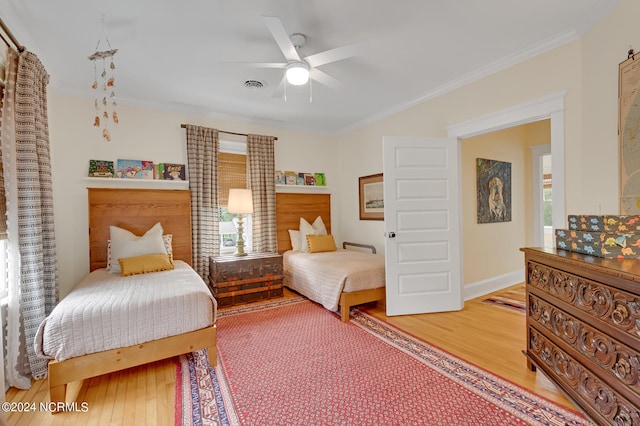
[209,253,284,307]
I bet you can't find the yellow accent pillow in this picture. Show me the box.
[306,234,337,253]
[118,253,174,276]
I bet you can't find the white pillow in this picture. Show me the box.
[108,222,167,273]
[299,216,328,253]
[107,234,172,271]
[288,230,301,251]
[312,216,328,236]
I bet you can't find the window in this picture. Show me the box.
[218,140,250,254]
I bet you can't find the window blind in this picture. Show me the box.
[218,151,247,206]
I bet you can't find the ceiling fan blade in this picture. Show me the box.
[271,76,286,98]
[305,40,369,68]
[310,69,345,90]
[262,16,301,62]
[220,62,286,69]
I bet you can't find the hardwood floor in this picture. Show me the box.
[364,286,579,412]
[5,285,578,424]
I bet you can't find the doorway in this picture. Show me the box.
[447,92,565,300]
[531,143,552,247]
[542,154,553,247]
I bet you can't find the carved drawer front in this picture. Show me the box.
[526,261,640,339]
[528,327,640,426]
[528,293,640,399]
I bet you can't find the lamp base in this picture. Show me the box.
[235,213,248,257]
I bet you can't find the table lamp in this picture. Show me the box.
[227,189,253,256]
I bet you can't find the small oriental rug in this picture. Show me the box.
[482,284,527,313]
[176,297,591,426]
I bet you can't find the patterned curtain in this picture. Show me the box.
[247,134,277,253]
[0,49,59,384]
[185,125,219,281]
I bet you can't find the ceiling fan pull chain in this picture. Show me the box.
[309,78,312,103]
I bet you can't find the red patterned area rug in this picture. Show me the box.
[176,297,592,426]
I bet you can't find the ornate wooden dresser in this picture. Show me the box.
[209,253,283,307]
[521,247,640,425]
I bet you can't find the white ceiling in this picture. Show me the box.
[1,0,622,135]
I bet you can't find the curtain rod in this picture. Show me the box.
[0,17,25,52]
[180,124,277,140]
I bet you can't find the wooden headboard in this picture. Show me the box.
[88,188,192,271]
[275,193,331,254]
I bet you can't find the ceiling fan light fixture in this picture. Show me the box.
[286,62,310,85]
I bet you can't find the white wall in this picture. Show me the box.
[48,93,336,297]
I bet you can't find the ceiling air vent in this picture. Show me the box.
[244,80,264,90]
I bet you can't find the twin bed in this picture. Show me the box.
[36,188,217,409]
[36,189,383,409]
[275,193,386,321]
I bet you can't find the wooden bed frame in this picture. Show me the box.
[275,192,385,321]
[48,188,217,409]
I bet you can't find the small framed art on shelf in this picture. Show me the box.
[276,170,327,187]
[88,160,114,178]
[116,159,143,179]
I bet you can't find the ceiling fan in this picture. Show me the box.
[231,16,368,94]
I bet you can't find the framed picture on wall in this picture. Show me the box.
[359,173,384,220]
[476,158,511,223]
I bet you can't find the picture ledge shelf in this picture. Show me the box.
[84,177,189,190]
[275,184,331,193]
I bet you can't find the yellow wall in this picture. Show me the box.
[461,120,549,285]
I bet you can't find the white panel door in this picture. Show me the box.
[383,136,463,316]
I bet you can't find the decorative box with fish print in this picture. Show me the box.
[555,229,640,258]
[567,214,640,232]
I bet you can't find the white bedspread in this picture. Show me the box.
[35,261,216,362]
[283,249,385,312]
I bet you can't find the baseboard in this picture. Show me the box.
[463,269,525,301]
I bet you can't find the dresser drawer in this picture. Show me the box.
[526,260,640,345]
[528,293,640,400]
[522,247,640,426]
[527,326,640,425]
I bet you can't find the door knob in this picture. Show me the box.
[387,232,396,238]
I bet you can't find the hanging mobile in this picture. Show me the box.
[88,15,119,141]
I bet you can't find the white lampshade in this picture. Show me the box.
[227,189,254,214]
[286,62,310,86]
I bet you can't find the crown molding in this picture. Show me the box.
[339,28,578,135]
